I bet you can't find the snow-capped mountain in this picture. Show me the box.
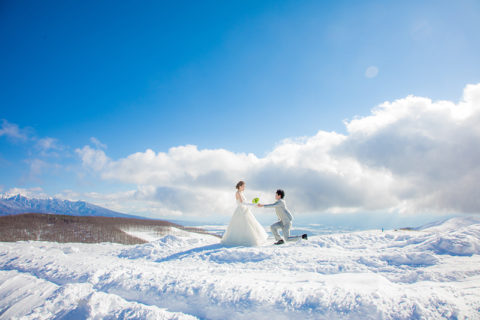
[0,194,139,218]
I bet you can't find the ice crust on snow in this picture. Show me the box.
[1,216,480,319]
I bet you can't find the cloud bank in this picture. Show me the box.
[74,83,480,218]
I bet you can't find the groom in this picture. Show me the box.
[258,189,307,245]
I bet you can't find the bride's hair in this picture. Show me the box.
[236,181,245,190]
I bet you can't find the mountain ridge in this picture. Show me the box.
[0,194,142,219]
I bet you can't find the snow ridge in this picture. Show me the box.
[0,194,137,218]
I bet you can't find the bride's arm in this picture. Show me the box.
[237,192,255,206]
[240,199,256,206]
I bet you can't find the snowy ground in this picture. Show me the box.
[1,216,480,319]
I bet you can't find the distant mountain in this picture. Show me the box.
[0,194,141,219]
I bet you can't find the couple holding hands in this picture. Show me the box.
[221,181,308,247]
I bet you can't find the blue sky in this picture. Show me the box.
[1,1,480,225]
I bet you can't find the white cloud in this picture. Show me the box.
[0,120,69,174]
[90,137,107,149]
[35,137,64,157]
[55,187,193,218]
[4,187,50,199]
[27,159,50,177]
[0,119,29,141]
[21,158,63,183]
[338,83,480,214]
[0,120,69,157]
[411,20,432,41]
[75,83,480,218]
[98,145,259,189]
[75,145,110,172]
[365,66,378,78]
[36,137,60,150]
[76,137,398,218]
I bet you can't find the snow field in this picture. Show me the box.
[0,216,479,319]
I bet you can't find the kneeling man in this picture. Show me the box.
[258,189,307,245]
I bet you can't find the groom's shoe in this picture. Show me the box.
[274,239,284,245]
[302,234,308,240]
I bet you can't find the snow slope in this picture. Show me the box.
[1,216,480,319]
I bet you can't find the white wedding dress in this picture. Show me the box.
[221,192,268,246]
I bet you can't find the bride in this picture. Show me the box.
[221,181,268,246]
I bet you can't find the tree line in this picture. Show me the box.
[0,213,212,245]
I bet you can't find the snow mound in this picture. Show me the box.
[419,224,480,256]
[380,252,438,266]
[0,270,197,320]
[419,215,480,232]
[119,234,218,261]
